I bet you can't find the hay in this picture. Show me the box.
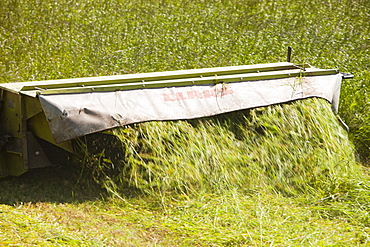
[75,98,362,198]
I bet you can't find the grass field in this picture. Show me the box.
[1,0,370,246]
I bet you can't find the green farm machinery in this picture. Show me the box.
[0,62,349,177]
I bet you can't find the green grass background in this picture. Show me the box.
[1,0,370,245]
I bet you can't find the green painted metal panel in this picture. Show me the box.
[0,90,28,176]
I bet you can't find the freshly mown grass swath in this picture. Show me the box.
[75,98,364,199]
[71,96,370,245]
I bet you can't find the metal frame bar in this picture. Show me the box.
[34,68,338,95]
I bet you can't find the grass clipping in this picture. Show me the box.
[75,98,362,198]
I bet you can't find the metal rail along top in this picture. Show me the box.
[0,62,351,177]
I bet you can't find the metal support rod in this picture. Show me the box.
[287,46,292,62]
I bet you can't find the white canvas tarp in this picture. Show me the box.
[39,74,342,143]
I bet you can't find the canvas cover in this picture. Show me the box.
[39,74,342,143]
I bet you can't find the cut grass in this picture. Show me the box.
[1,192,369,246]
[76,98,364,199]
[3,98,368,246]
[70,96,370,245]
